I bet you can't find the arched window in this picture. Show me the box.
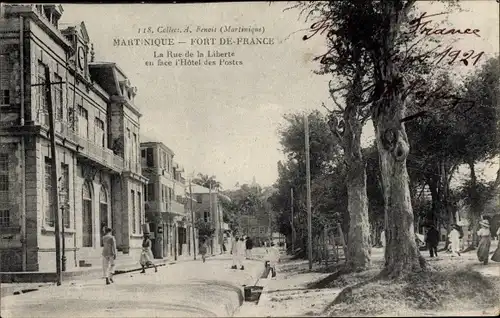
[82,182,93,247]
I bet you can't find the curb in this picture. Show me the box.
[232,260,268,316]
[1,283,54,298]
[1,256,207,297]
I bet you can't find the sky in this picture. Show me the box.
[59,1,499,189]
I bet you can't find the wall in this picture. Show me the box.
[36,138,79,271]
[193,192,223,254]
[0,138,24,271]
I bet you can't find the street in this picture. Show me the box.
[1,256,264,318]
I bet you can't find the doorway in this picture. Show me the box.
[178,227,186,256]
[82,182,93,247]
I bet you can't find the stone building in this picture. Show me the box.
[140,140,194,260]
[191,184,227,255]
[0,4,147,272]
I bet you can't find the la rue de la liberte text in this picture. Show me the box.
[112,25,276,67]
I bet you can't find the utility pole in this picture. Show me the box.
[60,204,66,272]
[268,205,272,244]
[304,114,313,270]
[209,182,213,255]
[290,187,295,254]
[45,65,62,285]
[215,179,223,255]
[189,179,196,260]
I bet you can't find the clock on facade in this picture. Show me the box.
[77,46,85,71]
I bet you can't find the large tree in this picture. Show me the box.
[297,0,442,277]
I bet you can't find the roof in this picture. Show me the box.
[190,184,216,194]
[140,139,175,155]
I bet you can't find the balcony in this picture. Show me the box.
[169,200,185,216]
[74,134,124,173]
[54,123,124,173]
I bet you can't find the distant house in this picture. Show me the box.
[190,184,226,254]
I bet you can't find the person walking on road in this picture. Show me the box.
[200,239,208,263]
[245,236,254,259]
[237,237,246,270]
[449,225,462,257]
[140,233,158,273]
[266,242,280,278]
[425,224,440,258]
[231,235,240,269]
[102,227,117,285]
[380,230,386,249]
[477,219,492,265]
[491,227,500,263]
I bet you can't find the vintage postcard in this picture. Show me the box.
[0,1,499,317]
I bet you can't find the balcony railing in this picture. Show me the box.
[169,200,185,215]
[53,123,124,172]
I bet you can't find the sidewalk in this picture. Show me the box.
[1,256,265,317]
[235,246,500,317]
[0,252,228,298]
[234,255,341,317]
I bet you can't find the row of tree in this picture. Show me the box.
[270,0,500,278]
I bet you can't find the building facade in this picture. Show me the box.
[191,184,226,254]
[140,141,194,260]
[0,4,147,272]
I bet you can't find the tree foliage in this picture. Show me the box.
[192,173,222,190]
[195,218,215,239]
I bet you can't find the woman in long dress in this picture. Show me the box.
[380,230,386,249]
[237,237,246,270]
[449,225,461,256]
[231,235,240,269]
[477,219,492,265]
[491,226,500,262]
[140,233,158,273]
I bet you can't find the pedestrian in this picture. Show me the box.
[245,236,254,259]
[102,227,117,285]
[380,230,386,249]
[140,233,158,273]
[425,224,440,258]
[490,226,500,262]
[222,235,227,254]
[266,242,280,278]
[448,224,461,257]
[237,237,246,270]
[477,219,492,265]
[199,238,208,263]
[231,235,240,269]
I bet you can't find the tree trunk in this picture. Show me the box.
[372,58,424,277]
[341,59,371,272]
[468,160,480,248]
[374,118,423,277]
[345,150,371,270]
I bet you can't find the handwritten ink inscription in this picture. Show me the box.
[407,12,481,38]
[302,10,485,67]
[404,12,485,66]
